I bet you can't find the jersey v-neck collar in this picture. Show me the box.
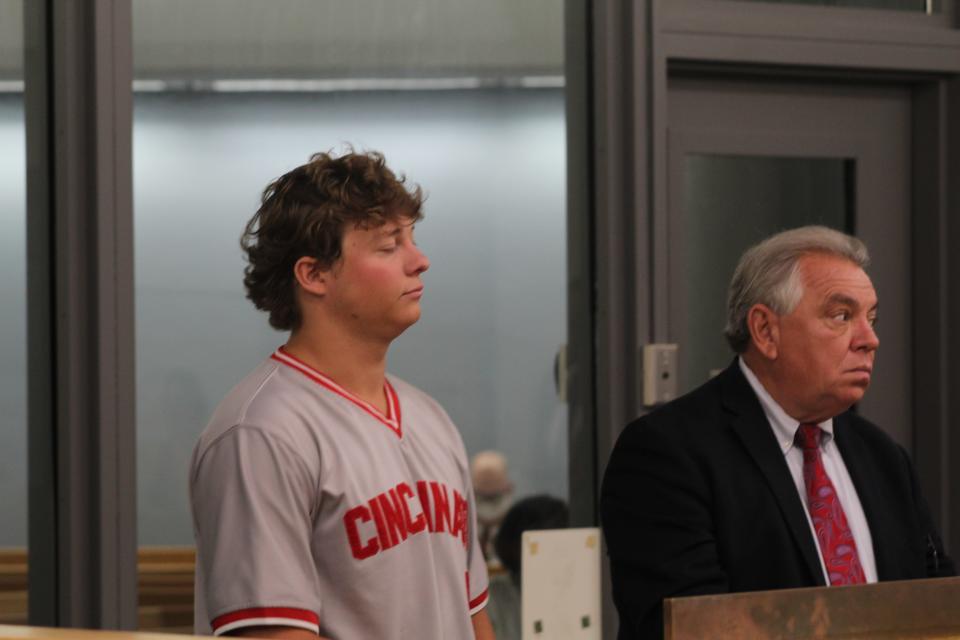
[271,347,402,438]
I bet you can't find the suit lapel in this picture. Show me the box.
[833,414,893,579]
[720,363,826,586]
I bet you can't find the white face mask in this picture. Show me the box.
[476,492,513,524]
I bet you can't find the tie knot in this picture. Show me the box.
[796,423,822,451]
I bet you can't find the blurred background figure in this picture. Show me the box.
[471,450,515,561]
[488,495,570,640]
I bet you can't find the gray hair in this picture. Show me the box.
[724,225,870,353]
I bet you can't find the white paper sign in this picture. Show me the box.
[521,527,602,640]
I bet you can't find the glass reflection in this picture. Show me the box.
[134,1,566,633]
[681,154,850,392]
[0,0,28,626]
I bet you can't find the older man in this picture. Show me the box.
[601,226,954,640]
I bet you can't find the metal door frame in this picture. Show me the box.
[665,86,914,447]
[567,1,960,637]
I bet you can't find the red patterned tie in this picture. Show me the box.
[796,423,866,586]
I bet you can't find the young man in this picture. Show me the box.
[190,151,493,640]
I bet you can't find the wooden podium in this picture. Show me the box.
[664,577,960,639]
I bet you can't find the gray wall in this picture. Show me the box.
[0,0,563,81]
[0,1,23,80]
[133,89,567,545]
[0,0,566,547]
[0,88,567,546]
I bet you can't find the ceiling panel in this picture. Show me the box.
[0,1,563,81]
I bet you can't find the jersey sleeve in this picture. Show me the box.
[191,425,323,636]
[464,464,490,615]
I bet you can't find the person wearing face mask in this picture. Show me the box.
[471,450,515,563]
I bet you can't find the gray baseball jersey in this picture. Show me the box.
[190,347,489,639]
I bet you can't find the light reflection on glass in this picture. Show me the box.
[133,2,567,634]
[0,0,28,626]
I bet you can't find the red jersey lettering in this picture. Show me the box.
[417,480,436,532]
[453,490,468,547]
[397,482,426,534]
[343,505,379,560]
[431,481,452,533]
[368,495,393,550]
[345,480,468,560]
[378,489,408,545]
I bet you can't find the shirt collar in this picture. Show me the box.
[738,357,833,454]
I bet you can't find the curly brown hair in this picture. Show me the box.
[241,150,424,331]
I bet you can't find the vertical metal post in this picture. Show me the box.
[25,0,59,624]
[566,0,651,637]
[911,81,950,555]
[946,75,960,562]
[25,0,137,629]
[565,0,598,532]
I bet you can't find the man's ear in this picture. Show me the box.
[746,303,780,360]
[293,256,328,297]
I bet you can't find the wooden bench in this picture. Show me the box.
[2,547,503,634]
[0,551,29,627]
[0,548,195,634]
[137,548,194,633]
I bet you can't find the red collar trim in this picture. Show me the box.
[271,347,402,438]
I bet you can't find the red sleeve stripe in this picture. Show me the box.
[212,607,320,636]
[468,588,489,615]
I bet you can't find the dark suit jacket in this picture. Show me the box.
[600,361,954,640]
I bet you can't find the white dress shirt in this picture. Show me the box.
[739,358,878,584]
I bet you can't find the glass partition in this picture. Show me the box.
[0,0,28,626]
[133,1,566,635]
[680,154,850,391]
